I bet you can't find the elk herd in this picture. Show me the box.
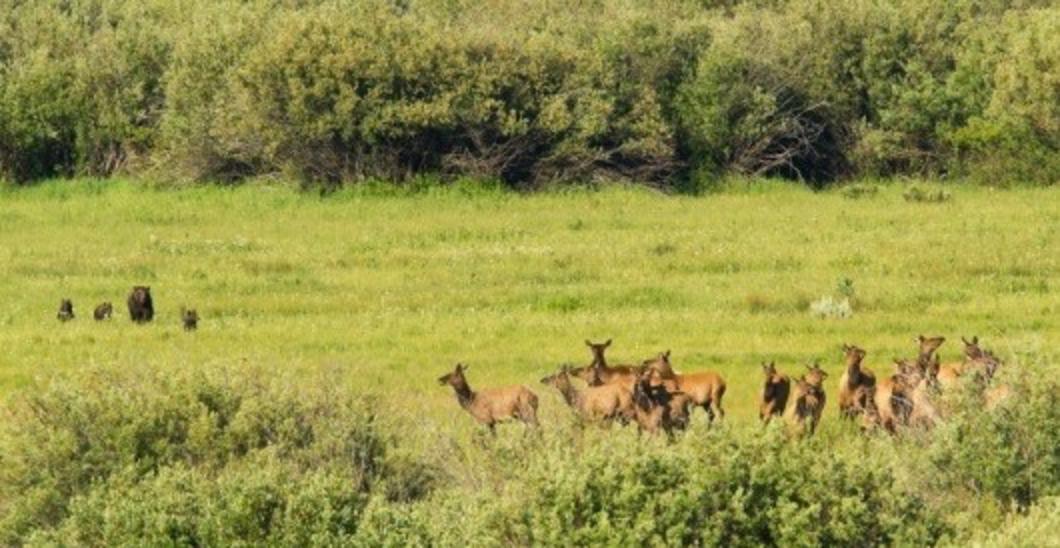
[439,335,1011,438]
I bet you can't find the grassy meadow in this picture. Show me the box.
[1,179,1057,427]
[2,179,1060,545]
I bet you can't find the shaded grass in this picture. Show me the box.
[0,179,1057,434]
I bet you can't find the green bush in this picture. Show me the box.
[488,430,947,546]
[0,365,430,545]
[925,369,1060,513]
[4,356,1060,545]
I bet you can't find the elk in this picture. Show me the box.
[438,363,539,433]
[540,365,634,424]
[938,336,1005,401]
[569,339,639,389]
[56,299,74,322]
[93,302,113,321]
[642,351,726,423]
[759,361,790,424]
[837,344,875,419]
[630,368,692,435]
[900,358,941,429]
[937,336,984,388]
[784,363,827,436]
[915,335,946,364]
[871,361,915,434]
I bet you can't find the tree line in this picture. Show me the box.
[0,0,1056,188]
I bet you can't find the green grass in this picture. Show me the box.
[1,179,1058,433]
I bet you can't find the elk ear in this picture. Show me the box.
[664,350,671,358]
[604,339,612,347]
[585,339,592,347]
[972,336,978,344]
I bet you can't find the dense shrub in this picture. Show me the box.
[1,0,1057,186]
[3,355,1060,545]
[490,431,947,546]
[925,369,1060,512]
[0,365,429,545]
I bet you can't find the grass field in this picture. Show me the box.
[1,179,1058,431]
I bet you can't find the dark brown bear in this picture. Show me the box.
[127,286,154,323]
[57,299,74,321]
[94,302,113,321]
[181,307,199,331]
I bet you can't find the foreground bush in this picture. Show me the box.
[2,354,1058,545]
[0,365,430,545]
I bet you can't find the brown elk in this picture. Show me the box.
[938,337,1006,404]
[438,363,539,433]
[937,336,983,388]
[759,361,790,424]
[569,339,639,389]
[643,351,726,423]
[915,335,946,363]
[540,365,634,424]
[630,368,693,435]
[837,344,875,419]
[784,363,828,436]
[871,360,916,434]
[900,358,941,429]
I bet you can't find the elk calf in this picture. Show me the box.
[643,351,726,423]
[631,368,692,435]
[541,365,634,424]
[759,361,790,424]
[439,363,538,433]
[57,299,74,322]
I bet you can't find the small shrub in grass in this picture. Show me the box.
[0,365,434,544]
[903,184,952,203]
[809,295,853,319]
[839,183,879,199]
